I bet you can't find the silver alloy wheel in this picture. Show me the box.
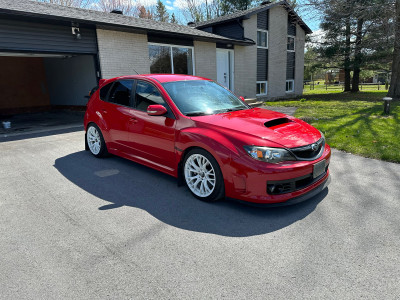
[87,126,101,155]
[184,153,216,197]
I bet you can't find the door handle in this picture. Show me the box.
[101,109,107,114]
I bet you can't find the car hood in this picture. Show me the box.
[190,108,322,148]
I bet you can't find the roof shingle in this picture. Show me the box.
[0,0,254,45]
[195,0,312,35]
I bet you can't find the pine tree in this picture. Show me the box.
[170,13,178,24]
[156,0,169,22]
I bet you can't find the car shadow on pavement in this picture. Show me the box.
[54,151,328,237]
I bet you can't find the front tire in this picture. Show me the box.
[86,123,108,158]
[183,149,224,202]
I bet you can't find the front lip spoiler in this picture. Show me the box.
[228,175,331,208]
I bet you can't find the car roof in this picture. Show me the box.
[114,74,211,83]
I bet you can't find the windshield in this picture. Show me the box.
[162,80,249,116]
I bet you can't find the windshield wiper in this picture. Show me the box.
[217,107,247,113]
[185,111,209,116]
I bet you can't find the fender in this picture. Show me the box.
[176,127,242,176]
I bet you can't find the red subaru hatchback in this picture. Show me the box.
[84,74,331,206]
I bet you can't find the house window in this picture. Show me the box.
[287,36,295,52]
[257,81,267,95]
[286,80,294,93]
[257,30,268,49]
[149,43,194,75]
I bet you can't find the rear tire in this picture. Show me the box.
[86,123,108,158]
[183,148,225,202]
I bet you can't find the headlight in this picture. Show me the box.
[243,146,296,163]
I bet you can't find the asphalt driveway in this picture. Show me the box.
[0,130,399,299]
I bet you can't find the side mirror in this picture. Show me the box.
[147,104,167,116]
[239,96,246,102]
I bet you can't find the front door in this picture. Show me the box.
[216,49,234,90]
[130,80,176,173]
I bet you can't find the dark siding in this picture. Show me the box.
[0,19,97,54]
[286,52,295,80]
[257,9,269,30]
[287,15,297,36]
[148,34,194,46]
[257,48,268,81]
[202,27,213,33]
[216,43,233,49]
[213,21,243,40]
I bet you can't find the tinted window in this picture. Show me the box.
[99,82,113,100]
[135,81,165,112]
[108,80,133,106]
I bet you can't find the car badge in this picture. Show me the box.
[311,143,318,151]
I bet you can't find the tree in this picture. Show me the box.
[178,0,223,22]
[220,0,252,14]
[137,5,154,19]
[309,0,395,92]
[388,0,400,99]
[170,13,178,23]
[156,0,169,22]
[304,47,325,80]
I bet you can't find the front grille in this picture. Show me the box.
[267,166,328,195]
[290,137,325,161]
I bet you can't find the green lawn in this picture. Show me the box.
[265,90,400,163]
[303,83,388,95]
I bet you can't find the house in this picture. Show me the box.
[194,1,312,100]
[0,0,311,115]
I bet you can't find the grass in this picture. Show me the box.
[303,83,388,95]
[265,90,400,163]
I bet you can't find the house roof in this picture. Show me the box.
[0,0,254,46]
[195,0,312,35]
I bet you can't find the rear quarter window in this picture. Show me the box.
[99,82,113,101]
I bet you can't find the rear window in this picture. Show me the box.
[99,82,113,101]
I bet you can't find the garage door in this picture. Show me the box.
[0,18,97,54]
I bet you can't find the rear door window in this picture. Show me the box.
[108,80,134,106]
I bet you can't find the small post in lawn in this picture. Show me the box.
[383,97,393,114]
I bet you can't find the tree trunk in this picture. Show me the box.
[344,17,351,92]
[352,17,364,93]
[388,0,400,99]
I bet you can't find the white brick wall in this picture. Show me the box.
[268,6,288,98]
[234,15,257,98]
[194,41,217,81]
[96,29,150,78]
[295,24,305,96]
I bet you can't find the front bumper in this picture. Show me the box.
[228,175,330,207]
[224,144,331,205]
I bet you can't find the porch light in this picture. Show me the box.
[72,27,81,39]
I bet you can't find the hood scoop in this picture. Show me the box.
[264,118,293,128]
